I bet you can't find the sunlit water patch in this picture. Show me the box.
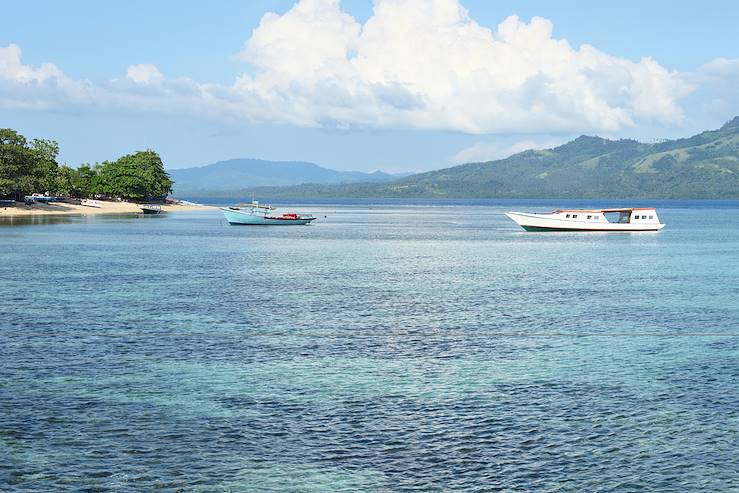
[1,201,739,491]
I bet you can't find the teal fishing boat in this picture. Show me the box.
[222,201,316,225]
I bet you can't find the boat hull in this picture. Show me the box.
[221,208,315,225]
[506,212,665,232]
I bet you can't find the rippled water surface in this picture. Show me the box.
[2,201,739,492]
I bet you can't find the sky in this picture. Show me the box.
[1,0,738,172]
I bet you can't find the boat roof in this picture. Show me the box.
[555,208,656,213]
[237,201,275,209]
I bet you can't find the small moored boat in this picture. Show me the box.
[25,194,62,204]
[222,201,316,225]
[139,204,163,214]
[506,208,665,232]
[81,199,102,208]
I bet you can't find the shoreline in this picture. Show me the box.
[0,200,215,218]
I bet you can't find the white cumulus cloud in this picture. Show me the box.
[0,47,233,119]
[125,64,165,85]
[0,43,64,84]
[0,43,93,110]
[451,138,567,164]
[687,57,739,121]
[233,0,694,133]
[0,0,720,135]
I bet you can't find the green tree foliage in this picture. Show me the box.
[94,150,172,200]
[55,164,96,198]
[0,128,30,198]
[54,165,77,197]
[1,128,173,200]
[0,128,59,199]
[31,138,60,193]
[76,164,97,198]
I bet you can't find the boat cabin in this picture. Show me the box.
[228,201,276,213]
[554,208,660,225]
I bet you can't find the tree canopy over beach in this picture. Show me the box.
[0,129,60,200]
[0,128,172,200]
[93,151,173,200]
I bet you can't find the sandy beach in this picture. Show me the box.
[0,200,214,218]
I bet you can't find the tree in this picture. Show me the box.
[76,164,97,198]
[55,166,76,197]
[94,150,172,200]
[0,129,29,198]
[30,138,60,193]
[55,165,95,198]
[1,128,174,201]
[115,150,172,199]
[31,138,59,163]
[0,129,58,199]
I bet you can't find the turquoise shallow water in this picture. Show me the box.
[1,200,739,491]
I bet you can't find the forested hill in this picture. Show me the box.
[205,117,739,199]
[386,117,739,199]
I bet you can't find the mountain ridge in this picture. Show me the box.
[179,118,739,199]
[170,158,410,194]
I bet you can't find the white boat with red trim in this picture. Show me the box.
[221,201,316,225]
[505,208,665,232]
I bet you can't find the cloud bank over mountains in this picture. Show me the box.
[1,0,735,136]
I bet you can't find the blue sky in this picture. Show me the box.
[2,0,738,172]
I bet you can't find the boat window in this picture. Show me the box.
[587,215,592,219]
[649,215,654,219]
[572,214,577,218]
[641,215,647,219]
[566,214,570,218]
[604,211,630,223]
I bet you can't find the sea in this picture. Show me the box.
[1,199,738,492]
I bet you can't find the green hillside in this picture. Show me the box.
[189,117,739,199]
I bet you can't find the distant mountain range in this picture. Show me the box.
[170,158,411,194]
[183,117,739,200]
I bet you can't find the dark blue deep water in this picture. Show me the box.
[2,200,739,491]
